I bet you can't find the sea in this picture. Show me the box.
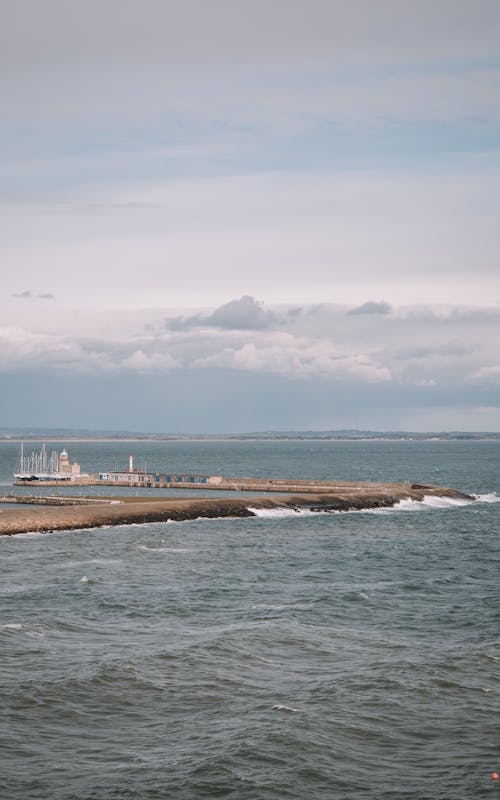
[0,439,499,800]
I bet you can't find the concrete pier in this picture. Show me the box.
[9,474,470,494]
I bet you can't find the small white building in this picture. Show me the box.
[98,470,155,485]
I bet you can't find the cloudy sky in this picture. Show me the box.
[2,1,500,432]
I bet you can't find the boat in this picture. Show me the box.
[14,443,81,482]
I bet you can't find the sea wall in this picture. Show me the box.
[0,483,472,536]
[11,476,439,493]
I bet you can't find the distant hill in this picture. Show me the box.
[0,427,499,441]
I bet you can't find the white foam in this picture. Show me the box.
[249,492,493,518]
[388,495,468,512]
[394,492,500,511]
[0,622,44,637]
[355,494,477,515]
[473,492,500,503]
[249,495,478,518]
[79,574,103,584]
[272,704,299,713]
[247,507,317,518]
[11,529,70,538]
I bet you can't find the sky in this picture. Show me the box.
[1,0,500,432]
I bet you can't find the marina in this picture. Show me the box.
[13,444,432,494]
[2,441,476,535]
[14,443,85,482]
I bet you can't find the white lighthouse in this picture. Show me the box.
[129,454,134,473]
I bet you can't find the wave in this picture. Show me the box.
[79,574,103,584]
[252,603,300,610]
[472,492,500,503]
[250,492,499,519]
[138,545,193,553]
[0,622,45,637]
[247,507,318,518]
[64,558,123,567]
[11,528,71,538]
[389,492,499,512]
[392,495,474,511]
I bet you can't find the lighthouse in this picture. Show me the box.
[60,449,70,474]
[129,454,134,473]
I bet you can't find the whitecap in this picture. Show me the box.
[138,545,193,553]
[247,507,318,518]
[0,623,45,638]
[420,494,476,509]
[250,494,482,518]
[362,494,477,514]
[79,575,103,583]
[272,704,299,713]
[473,492,500,503]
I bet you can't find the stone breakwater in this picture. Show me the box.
[0,495,112,506]
[0,483,473,536]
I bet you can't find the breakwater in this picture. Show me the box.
[0,482,472,535]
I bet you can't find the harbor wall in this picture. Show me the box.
[0,483,473,536]
[13,474,426,494]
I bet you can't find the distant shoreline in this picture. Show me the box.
[1,435,500,444]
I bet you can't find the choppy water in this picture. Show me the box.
[1,439,499,799]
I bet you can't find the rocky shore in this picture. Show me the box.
[0,482,472,536]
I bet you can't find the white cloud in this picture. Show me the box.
[2,300,498,392]
[469,365,500,382]
[414,378,437,388]
[120,350,179,371]
[192,333,391,381]
[1,300,499,430]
